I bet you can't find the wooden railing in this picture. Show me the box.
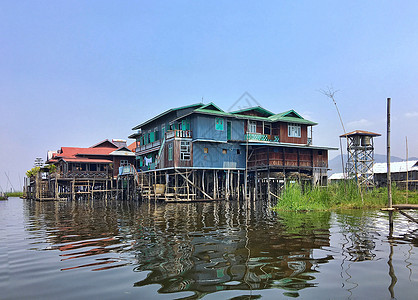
[245,133,280,142]
[166,130,192,139]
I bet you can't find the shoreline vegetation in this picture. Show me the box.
[273,181,418,211]
[1,192,24,199]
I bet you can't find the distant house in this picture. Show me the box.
[374,160,418,190]
[328,173,349,183]
[47,139,135,179]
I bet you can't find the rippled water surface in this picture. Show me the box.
[1,197,417,299]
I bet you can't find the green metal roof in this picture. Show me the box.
[132,103,317,131]
[132,103,204,130]
[194,108,317,125]
[198,102,224,112]
[268,110,317,125]
[230,106,275,117]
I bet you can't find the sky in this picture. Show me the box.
[1,1,418,191]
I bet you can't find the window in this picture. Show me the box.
[318,150,323,155]
[154,127,159,141]
[264,123,271,135]
[237,149,240,155]
[90,164,97,171]
[248,121,257,133]
[180,141,191,160]
[215,118,224,131]
[120,160,128,166]
[161,124,165,139]
[288,123,301,138]
[181,119,190,130]
[204,147,208,153]
[168,144,173,161]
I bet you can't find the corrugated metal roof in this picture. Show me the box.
[134,103,318,131]
[127,142,136,152]
[340,130,381,137]
[230,106,275,117]
[60,158,113,163]
[329,173,348,180]
[241,142,338,150]
[109,149,135,156]
[132,103,204,130]
[373,160,418,174]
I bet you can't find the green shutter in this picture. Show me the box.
[215,118,224,131]
[168,144,173,161]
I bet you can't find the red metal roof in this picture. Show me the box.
[53,147,116,159]
[60,158,113,163]
[127,142,136,152]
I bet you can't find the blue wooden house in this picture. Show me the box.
[129,102,335,201]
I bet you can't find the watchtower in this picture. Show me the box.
[340,130,381,186]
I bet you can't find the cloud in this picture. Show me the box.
[405,111,418,118]
[301,111,313,120]
[347,118,373,128]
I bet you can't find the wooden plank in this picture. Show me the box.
[398,210,418,224]
[175,169,213,200]
[393,204,418,210]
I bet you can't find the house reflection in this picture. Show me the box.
[131,201,333,296]
[24,199,333,296]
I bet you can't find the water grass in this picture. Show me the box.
[5,192,24,198]
[274,180,418,211]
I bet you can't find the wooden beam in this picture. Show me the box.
[175,169,213,200]
[398,210,418,224]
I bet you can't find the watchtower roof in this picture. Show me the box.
[340,130,381,138]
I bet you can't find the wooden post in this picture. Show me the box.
[148,173,151,200]
[267,147,271,201]
[244,120,249,200]
[105,179,108,201]
[387,97,393,230]
[55,178,58,200]
[255,170,258,200]
[237,170,240,200]
[175,171,178,200]
[175,169,213,200]
[202,170,205,194]
[387,98,392,208]
[213,170,216,199]
[406,136,409,203]
[154,171,157,202]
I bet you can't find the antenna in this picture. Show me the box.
[5,172,15,192]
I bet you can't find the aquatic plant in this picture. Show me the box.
[274,180,418,211]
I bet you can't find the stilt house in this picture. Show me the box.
[129,103,335,201]
[26,139,136,201]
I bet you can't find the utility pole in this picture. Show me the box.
[387,97,393,232]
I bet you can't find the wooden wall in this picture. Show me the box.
[248,147,328,169]
[279,124,308,144]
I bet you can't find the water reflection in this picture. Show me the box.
[24,200,332,298]
[21,199,418,299]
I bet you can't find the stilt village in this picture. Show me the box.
[24,102,338,202]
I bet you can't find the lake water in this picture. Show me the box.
[1,198,417,299]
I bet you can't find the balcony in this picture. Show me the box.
[136,139,161,155]
[245,133,280,142]
[166,130,192,139]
